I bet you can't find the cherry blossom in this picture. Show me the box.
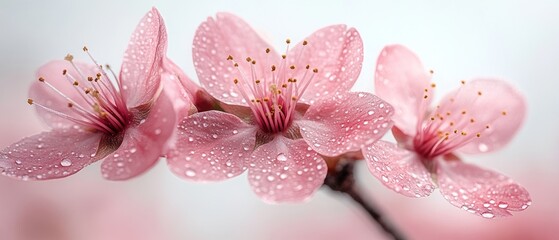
[0,8,177,180]
[364,45,530,218]
[167,13,393,203]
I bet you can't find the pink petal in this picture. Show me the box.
[298,92,394,157]
[247,137,327,203]
[374,45,432,137]
[29,60,101,128]
[101,92,176,180]
[288,26,363,104]
[119,8,167,107]
[436,159,531,218]
[436,78,526,154]
[363,140,435,197]
[166,111,257,181]
[193,13,279,106]
[0,129,103,180]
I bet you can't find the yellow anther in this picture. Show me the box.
[476,133,481,137]
[449,121,455,126]
[461,80,466,84]
[424,88,429,92]
[227,55,233,60]
[64,54,74,62]
[478,91,482,96]
[424,95,429,99]
[271,65,276,71]
[246,57,252,62]
[27,99,33,105]
[73,81,79,86]
[303,40,308,46]
[281,83,287,88]
[265,48,270,53]
[430,117,435,121]
[461,131,467,136]
[429,69,434,74]
[233,78,239,84]
[282,54,286,59]
[290,65,295,70]
[251,60,256,64]
[286,38,291,44]
[82,46,89,52]
[38,77,45,82]
[454,130,458,134]
[485,125,490,129]
[313,68,318,73]
[502,111,507,116]
[291,96,297,101]
[62,69,67,75]
[470,118,475,123]
[234,63,239,67]
[305,65,310,69]
[461,110,467,115]
[87,76,93,81]
[446,112,451,116]
[67,102,73,108]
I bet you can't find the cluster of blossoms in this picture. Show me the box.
[0,8,530,218]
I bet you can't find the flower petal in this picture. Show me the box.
[288,26,363,104]
[166,111,257,181]
[193,13,279,106]
[247,137,327,203]
[0,129,103,180]
[29,60,101,128]
[299,92,393,156]
[120,8,167,107]
[101,92,176,180]
[363,140,435,197]
[436,159,531,218]
[436,79,526,154]
[374,45,432,136]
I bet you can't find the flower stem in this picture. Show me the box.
[324,160,406,240]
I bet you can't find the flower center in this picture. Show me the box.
[413,80,507,158]
[28,47,130,135]
[228,39,318,133]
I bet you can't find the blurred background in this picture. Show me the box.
[1,0,558,239]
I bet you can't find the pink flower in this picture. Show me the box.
[166,13,394,203]
[364,45,531,218]
[0,8,176,180]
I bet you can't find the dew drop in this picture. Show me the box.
[154,129,162,135]
[129,148,137,154]
[280,173,288,179]
[368,110,375,115]
[498,203,509,209]
[381,175,389,182]
[212,134,218,139]
[267,175,275,181]
[15,160,22,165]
[481,212,494,219]
[232,130,239,134]
[185,169,197,177]
[276,153,287,161]
[188,137,194,142]
[478,143,489,152]
[60,159,72,167]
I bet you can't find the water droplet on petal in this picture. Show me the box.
[481,212,494,219]
[185,169,197,177]
[154,129,162,135]
[381,175,389,182]
[129,148,137,153]
[60,159,72,167]
[15,160,22,165]
[212,134,218,139]
[267,175,275,181]
[368,110,375,115]
[478,143,488,152]
[498,202,509,209]
[276,153,287,161]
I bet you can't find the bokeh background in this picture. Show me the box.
[1,0,558,239]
